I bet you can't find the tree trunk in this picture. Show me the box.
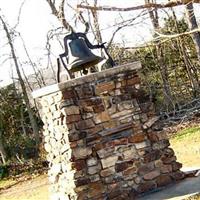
[171,9,199,96]
[145,0,174,110]
[0,16,40,150]
[0,130,7,164]
[91,0,103,44]
[185,1,200,61]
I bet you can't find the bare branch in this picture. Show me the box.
[58,0,73,31]
[46,0,58,15]
[78,11,89,33]
[46,0,74,31]
[155,27,200,39]
[107,26,122,48]
[66,2,89,33]
[19,33,46,87]
[13,0,26,29]
[77,0,200,12]
[107,10,149,48]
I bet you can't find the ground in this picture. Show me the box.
[0,174,49,200]
[0,125,200,200]
[170,126,200,168]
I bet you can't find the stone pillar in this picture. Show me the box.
[33,62,184,200]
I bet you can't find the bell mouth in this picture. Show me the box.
[69,55,103,73]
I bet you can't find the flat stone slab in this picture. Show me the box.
[138,169,200,200]
[32,61,141,99]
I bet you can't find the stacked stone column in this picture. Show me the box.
[33,62,184,200]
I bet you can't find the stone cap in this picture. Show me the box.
[32,61,142,99]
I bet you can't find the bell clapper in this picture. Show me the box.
[83,68,88,75]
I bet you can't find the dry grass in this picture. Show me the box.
[185,193,200,200]
[170,126,200,167]
[0,179,17,189]
[0,174,49,200]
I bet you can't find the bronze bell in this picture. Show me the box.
[67,38,103,73]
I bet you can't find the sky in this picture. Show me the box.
[0,0,56,86]
[0,0,200,87]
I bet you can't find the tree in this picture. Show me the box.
[0,84,40,163]
[0,120,7,164]
[137,15,200,110]
[170,9,199,96]
[0,85,20,163]
[145,0,174,110]
[0,15,40,151]
[185,1,200,62]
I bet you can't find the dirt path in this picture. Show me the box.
[0,174,49,200]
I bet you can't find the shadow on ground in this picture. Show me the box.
[138,174,200,200]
